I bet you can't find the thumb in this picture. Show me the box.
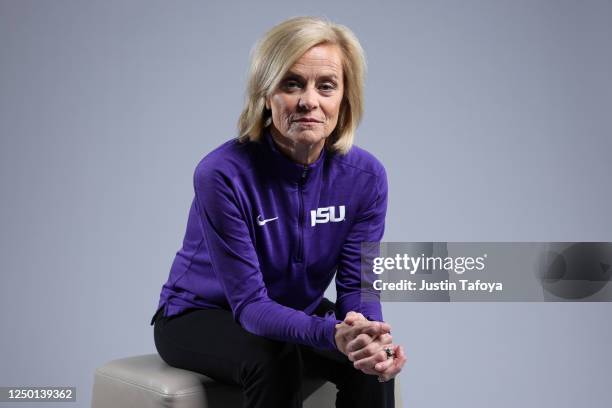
[344,311,366,325]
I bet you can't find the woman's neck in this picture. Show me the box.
[269,126,325,166]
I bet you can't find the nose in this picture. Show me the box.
[297,86,318,111]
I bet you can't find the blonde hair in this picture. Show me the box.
[237,16,366,155]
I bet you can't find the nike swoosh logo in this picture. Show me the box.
[256,215,278,226]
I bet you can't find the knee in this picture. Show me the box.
[240,339,301,386]
[337,369,395,407]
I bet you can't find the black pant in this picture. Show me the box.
[153,298,394,408]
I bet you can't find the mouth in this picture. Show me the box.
[293,117,323,123]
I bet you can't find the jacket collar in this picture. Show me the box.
[263,126,326,184]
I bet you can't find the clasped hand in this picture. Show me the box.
[334,312,406,382]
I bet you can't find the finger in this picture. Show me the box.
[345,311,360,320]
[349,321,391,340]
[378,345,407,380]
[348,334,392,361]
[352,345,399,377]
[342,320,372,343]
[348,339,379,362]
[391,345,406,368]
[344,311,366,325]
[342,321,391,352]
[374,356,394,372]
[379,361,401,381]
[353,347,389,371]
[346,333,375,355]
[378,332,393,345]
[391,345,407,369]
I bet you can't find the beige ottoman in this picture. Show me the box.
[92,354,402,407]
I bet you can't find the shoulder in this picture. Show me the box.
[331,144,387,183]
[328,145,388,212]
[193,138,260,184]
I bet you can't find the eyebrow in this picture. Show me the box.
[284,71,339,81]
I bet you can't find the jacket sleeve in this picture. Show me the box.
[194,164,339,350]
[335,166,388,322]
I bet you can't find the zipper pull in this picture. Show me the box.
[301,165,308,181]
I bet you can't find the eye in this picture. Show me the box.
[318,82,337,92]
[282,79,302,91]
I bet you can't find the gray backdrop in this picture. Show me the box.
[1,1,611,407]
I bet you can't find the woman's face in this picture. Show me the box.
[266,43,344,149]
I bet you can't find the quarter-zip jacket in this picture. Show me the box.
[151,128,388,350]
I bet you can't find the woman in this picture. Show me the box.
[150,16,406,407]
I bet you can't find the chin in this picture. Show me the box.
[293,128,328,144]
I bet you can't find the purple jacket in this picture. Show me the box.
[151,128,388,350]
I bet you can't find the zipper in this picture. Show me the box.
[296,165,308,262]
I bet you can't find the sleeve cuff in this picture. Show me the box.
[321,316,342,350]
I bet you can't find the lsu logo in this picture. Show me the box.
[310,205,346,227]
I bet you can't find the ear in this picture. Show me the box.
[264,97,270,110]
